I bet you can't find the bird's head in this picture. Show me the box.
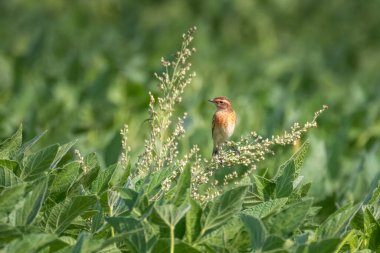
[208,96,232,110]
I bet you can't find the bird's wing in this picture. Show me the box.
[211,113,216,137]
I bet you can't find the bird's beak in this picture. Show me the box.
[208,98,214,103]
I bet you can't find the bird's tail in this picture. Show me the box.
[212,146,219,156]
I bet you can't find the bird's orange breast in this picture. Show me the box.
[213,110,236,139]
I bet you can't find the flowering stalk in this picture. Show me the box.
[190,105,328,201]
[126,27,328,203]
[135,27,197,178]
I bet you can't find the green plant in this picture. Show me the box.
[0,27,379,253]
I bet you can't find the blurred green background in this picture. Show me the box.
[0,0,379,207]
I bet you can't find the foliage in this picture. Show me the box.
[1,0,380,205]
[0,28,379,252]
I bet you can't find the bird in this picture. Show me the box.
[208,96,236,156]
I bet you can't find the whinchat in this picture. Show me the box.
[208,96,236,156]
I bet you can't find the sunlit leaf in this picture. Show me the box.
[275,162,295,198]
[0,183,26,219]
[186,198,202,243]
[16,177,48,226]
[49,161,80,198]
[173,166,191,206]
[152,239,201,253]
[268,199,313,236]
[242,198,288,219]
[0,224,22,247]
[5,233,57,253]
[50,140,77,169]
[262,235,285,251]
[21,144,59,181]
[71,232,103,253]
[154,203,191,228]
[0,166,22,187]
[200,186,247,237]
[0,124,22,160]
[18,130,48,157]
[106,217,146,253]
[92,164,117,194]
[109,162,131,188]
[253,176,275,200]
[296,238,340,253]
[363,208,380,251]
[0,159,19,171]
[316,204,360,239]
[276,140,310,179]
[46,195,97,234]
[240,214,267,251]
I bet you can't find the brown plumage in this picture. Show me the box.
[208,96,236,156]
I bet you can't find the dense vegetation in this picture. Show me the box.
[0,1,379,252]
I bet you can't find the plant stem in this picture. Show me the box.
[170,225,175,253]
[334,230,355,253]
[110,205,115,237]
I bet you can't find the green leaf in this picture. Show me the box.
[367,175,380,206]
[268,199,313,236]
[262,249,288,253]
[296,238,340,253]
[84,152,100,169]
[173,166,191,206]
[274,141,310,199]
[106,217,146,253]
[154,203,191,227]
[0,124,22,160]
[152,239,201,253]
[275,162,295,198]
[92,164,117,194]
[363,208,380,251]
[70,232,103,253]
[293,140,311,174]
[50,162,80,198]
[316,204,360,239]
[0,166,22,187]
[97,245,122,253]
[0,159,19,171]
[278,140,310,178]
[351,209,364,231]
[0,183,26,219]
[21,144,59,181]
[67,153,100,195]
[91,201,103,233]
[81,153,101,186]
[240,214,267,251]
[186,198,202,243]
[16,177,48,226]
[0,224,22,247]
[17,130,47,157]
[297,182,312,197]
[200,186,247,237]
[308,238,340,253]
[5,233,57,253]
[50,140,77,169]
[109,161,131,188]
[99,232,148,253]
[242,198,288,219]
[262,235,285,251]
[253,175,275,200]
[46,195,97,234]
[144,168,172,199]
[198,216,247,250]
[243,187,262,208]
[118,188,139,213]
